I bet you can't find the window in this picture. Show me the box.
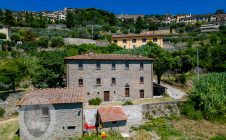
[96,78,101,85]
[112,121,117,124]
[123,39,127,43]
[125,62,129,70]
[96,62,101,70]
[112,78,116,85]
[133,45,136,48]
[78,62,83,69]
[125,88,130,97]
[153,38,158,42]
[42,107,49,116]
[140,77,144,84]
[78,79,83,86]
[123,45,126,49]
[140,90,144,98]
[142,38,147,43]
[67,126,76,129]
[113,40,117,43]
[132,39,136,43]
[140,62,144,69]
[78,110,81,116]
[112,62,116,69]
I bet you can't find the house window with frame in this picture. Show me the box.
[112,62,116,70]
[123,39,127,43]
[140,62,144,69]
[140,77,144,84]
[96,78,101,85]
[153,38,158,42]
[125,62,129,70]
[96,62,101,70]
[133,45,136,48]
[42,107,49,116]
[78,79,83,86]
[113,40,117,43]
[78,62,83,69]
[123,45,126,49]
[132,39,136,43]
[142,38,147,43]
[112,78,116,85]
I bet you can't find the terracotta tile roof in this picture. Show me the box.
[65,54,154,61]
[112,33,164,38]
[17,88,84,106]
[98,107,127,123]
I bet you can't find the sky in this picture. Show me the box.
[0,0,225,15]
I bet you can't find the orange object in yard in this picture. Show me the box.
[101,132,107,139]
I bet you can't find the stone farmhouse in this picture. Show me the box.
[65,53,154,102]
[17,88,84,140]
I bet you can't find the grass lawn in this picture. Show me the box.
[0,118,19,140]
[131,116,226,140]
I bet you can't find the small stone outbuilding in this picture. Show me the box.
[17,88,84,140]
[97,107,127,129]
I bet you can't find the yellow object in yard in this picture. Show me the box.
[101,131,107,139]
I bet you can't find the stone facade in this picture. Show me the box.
[19,103,83,140]
[66,60,153,102]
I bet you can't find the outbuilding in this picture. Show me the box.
[17,88,84,140]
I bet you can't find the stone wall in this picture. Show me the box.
[141,101,180,120]
[66,60,153,102]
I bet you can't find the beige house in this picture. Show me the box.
[112,34,164,49]
[0,25,10,40]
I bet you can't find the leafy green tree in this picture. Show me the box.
[1,40,14,51]
[78,28,90,39]
[0,33,6,40]
[38,36,49,48]
[66,11,75,28]
[0,9,4,23]
[10,33,21,42]
[3,9,15,26]
[50,36,64,47]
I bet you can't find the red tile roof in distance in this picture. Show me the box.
[65,54,154,61]
[17,88,84,106]
[98,107,127,123]
[112,33,164,38]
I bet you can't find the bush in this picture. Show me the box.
[88,97,102,105]
[122,100,133,105]
[180,102,203,120]
[50,36,64,47]
[175,73,187,85]
[210,135,226,140]
[0,107,5,117]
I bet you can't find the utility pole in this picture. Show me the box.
[197,48,199,79]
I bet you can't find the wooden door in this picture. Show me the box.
[125,88,130,97]
[104,91,110,101]
[140,90,144,98]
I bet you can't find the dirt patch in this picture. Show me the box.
[171,118,226,139]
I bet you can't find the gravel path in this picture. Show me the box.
[154,80,187,99]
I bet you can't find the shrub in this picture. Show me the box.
[175,74,187,85]
[88,98,102,105]
[180,101,203,120]
[0,107,5,117]
[210,135,226,140]
[122,100,133,105]
[50,36,64,47]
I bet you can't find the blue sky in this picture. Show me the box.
[0,0,225,14]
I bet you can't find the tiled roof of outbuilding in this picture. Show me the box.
[65,54,154,61]
[98,107,127,123]
[17,88,84,106]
